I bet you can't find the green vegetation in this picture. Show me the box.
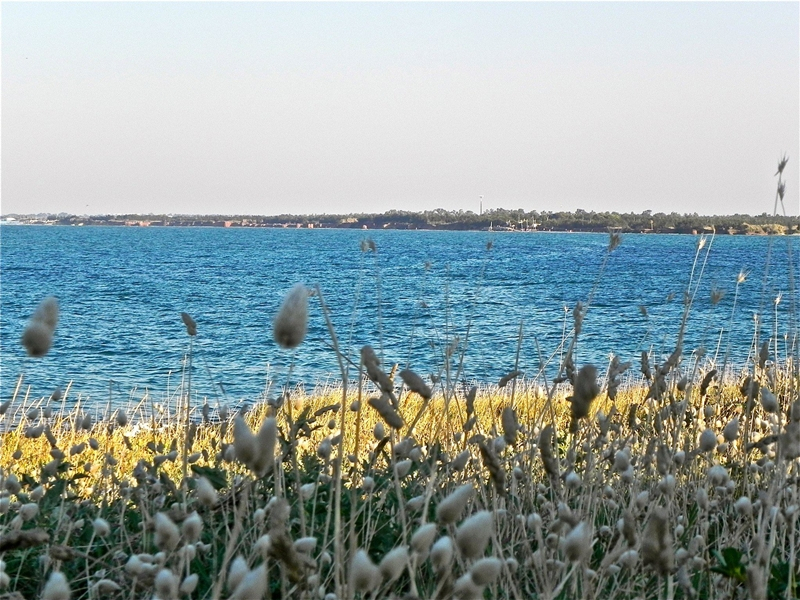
[6,207,799,234]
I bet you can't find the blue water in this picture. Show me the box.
[1,226,797,409]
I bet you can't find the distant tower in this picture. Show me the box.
[479,195,484,216]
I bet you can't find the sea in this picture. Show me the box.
[0,225,797,411]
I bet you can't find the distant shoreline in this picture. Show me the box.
[2,208,797,235]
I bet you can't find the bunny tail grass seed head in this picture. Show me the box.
[230,565,268,600]
[350,549,381,594]
[564,521,593,563]
[642,507,673,576]
[379,546,409,582]
[430,536,454,572]
[273,283,309,349]
[411,523,438,558]
[180,312,197,336]
[456,511,494,559]
[21,296,59,357]
[569,364,600,423]
[469,557,502,586]
[154,512,180,552]
[436,484,475,524]
[42,571,71,600]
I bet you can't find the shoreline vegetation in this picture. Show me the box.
[2,208,798,235]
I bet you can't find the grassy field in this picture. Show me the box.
[0,160,797,600]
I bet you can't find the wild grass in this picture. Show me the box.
[0,160,796,600]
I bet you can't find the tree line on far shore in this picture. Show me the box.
[10,208,799,234]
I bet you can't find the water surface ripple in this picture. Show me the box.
[1,226,797,409]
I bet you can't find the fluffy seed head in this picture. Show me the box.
[563,521,593,563]
[181,511,203,543]
[436,484,474,524]
[723,417,740,442]
[273,283,309,349]
[379,546,409,582]
[21,297,59,357]
[154,569,178,600]
[230,565,268,600]
[456,511,494,559]
[92,518,111,537]
[470,557,502,586]
[642,507,673,576]
[42,571,71,600]
[430,536,454,571]
[698,429,717,453]
[410,523,438,558]
[195,476,218,507]
[350,549,381,593]
[154,512,180,551]
[179,574,199,595]
[228,556,249,593]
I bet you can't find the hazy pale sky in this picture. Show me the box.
[2,2,798,217]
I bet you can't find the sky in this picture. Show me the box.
[1,2,798,217]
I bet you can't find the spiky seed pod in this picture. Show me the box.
[273,284,309,349]
[379,546,409,582]
[399,369,432,400]
[436,484,474,525]
[642,507,673,576]
[430,536,454,572]
[42,571,71,600]
[154,512,180,552]
[698,429,717,453]
[230,565,268,600]
[563,521,593,563]
[411,523,438,559]
[350,550,381,594]
[456,511,493,559]
[470,557,502,586]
